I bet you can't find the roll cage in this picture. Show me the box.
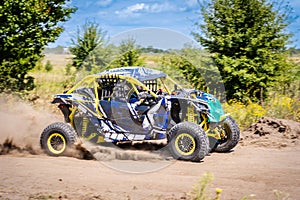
[56,68,214,124]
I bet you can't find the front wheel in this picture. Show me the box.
[40,122,78,156]
[167,122,209,162]
[215,116,240,152]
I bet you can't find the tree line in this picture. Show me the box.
[0,0,298,104]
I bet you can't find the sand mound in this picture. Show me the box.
[240,117,300,148]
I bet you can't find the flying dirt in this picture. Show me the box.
[0,95,171,162]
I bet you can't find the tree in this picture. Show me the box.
[193,0,294,102]
[69,21,110,71]
[108,38,144,69]
[0,0,76,93]
[44,60,53,72]
[179,46,226,98]
[160,54,203,89]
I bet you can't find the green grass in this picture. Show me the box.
[28,54,76,102]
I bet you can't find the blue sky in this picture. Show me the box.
[50,0,300,49]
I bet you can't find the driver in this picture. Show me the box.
[129,86,147,105]
[127,86,148,121]
[128,86,170,139]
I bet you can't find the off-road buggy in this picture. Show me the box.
[40,67,240,162]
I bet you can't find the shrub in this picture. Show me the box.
[223,100,266,129]
[223,95,300,129]
[44,60,53,72]
[265,95,300,121]
[189,172,222,200]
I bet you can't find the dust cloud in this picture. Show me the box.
[0,95,169,161]
[85,142,170,161]
[0,95,62,154]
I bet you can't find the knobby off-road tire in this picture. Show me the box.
[167,122,209,162]
[215,116,240,152]
[40,122,77,156]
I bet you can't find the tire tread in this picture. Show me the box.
[215,116,240,152]
[168,122,209,162]
[40,122,77,156]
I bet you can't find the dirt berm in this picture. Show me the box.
[241,116,300,148]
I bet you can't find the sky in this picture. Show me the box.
[50,0,300,49]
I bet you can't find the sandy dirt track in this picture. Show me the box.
[1,145,300,200]
[1,96,300,200]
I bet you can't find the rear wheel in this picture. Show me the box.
[167,122,209,162]
[40,122,77,156]
[215,116,240,152]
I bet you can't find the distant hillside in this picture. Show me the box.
[289,48,300,55]
[43,46,70,54]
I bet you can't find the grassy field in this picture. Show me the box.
[29,54,74,99]
[28,53,300,128]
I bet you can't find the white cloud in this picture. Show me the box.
[115,3,146,17]
[115,2,178,17]
[97,0,113,7]
[130,3,148,12]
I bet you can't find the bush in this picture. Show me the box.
[44,60,53,72]
[224,100,266,129]
[224,95,300,129]
[265,95,300,121]
[189,172,222,200]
